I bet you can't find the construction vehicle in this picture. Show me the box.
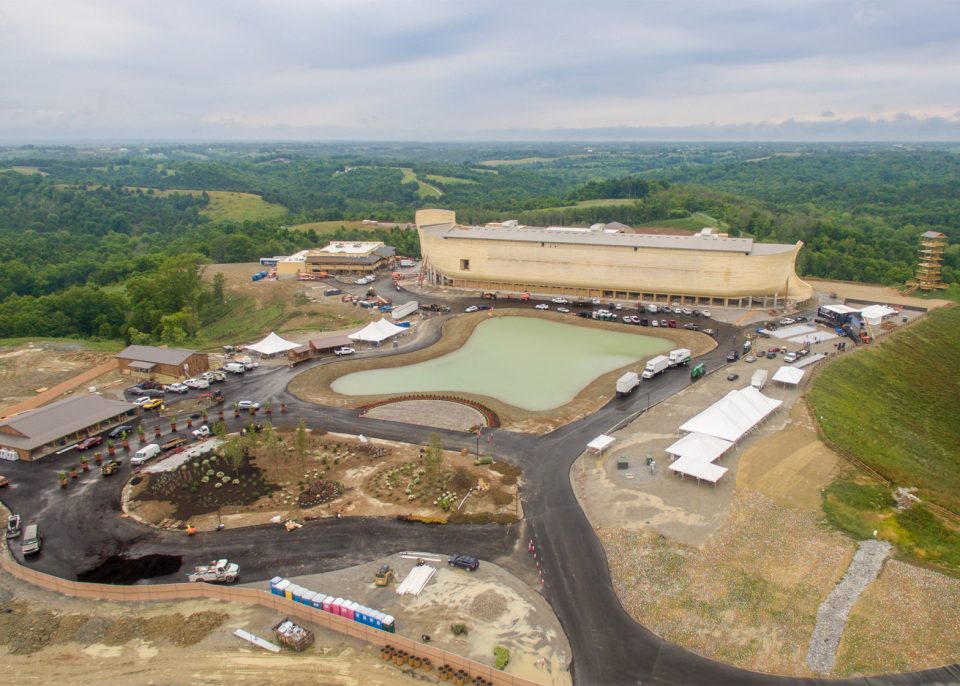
[100,460,121,476]
[374,564,394,587]
[187,559,240,584]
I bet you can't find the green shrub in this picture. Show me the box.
[494,646,510,670]
[450,623,468,636]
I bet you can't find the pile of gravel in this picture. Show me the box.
[806,539,892,674]
[469,589,508,623]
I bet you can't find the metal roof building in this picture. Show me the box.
[0,395,137,461]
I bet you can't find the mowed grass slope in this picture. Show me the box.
[808,306,960,512]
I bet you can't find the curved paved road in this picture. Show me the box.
[2,317,958,686]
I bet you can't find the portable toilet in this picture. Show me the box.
[283,583,296,601]
[382,615,396,633]
[341,601,356,621]
[311,593,326,610]
[271,578,289,597]
[370,611,384,630]
[269,576,284,594]
[353,606,367,624]
[301,590,316,606]
[331,598,344,616]
[321,596,334,613]
[290,585,304,603]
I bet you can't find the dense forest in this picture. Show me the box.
[0,142,957,344]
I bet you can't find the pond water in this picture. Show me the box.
[331,316,670,411]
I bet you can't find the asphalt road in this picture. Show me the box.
[2,309,958,686]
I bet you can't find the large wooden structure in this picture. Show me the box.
[914,231,948,291]
[415,210,812,308]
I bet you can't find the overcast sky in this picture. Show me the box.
[2,0,959,141]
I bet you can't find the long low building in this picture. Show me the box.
[415,209,813,308]
[0,395,137,461]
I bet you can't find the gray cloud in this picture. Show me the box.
[1,0,959,141]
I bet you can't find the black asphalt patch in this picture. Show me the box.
[77,554,182,585]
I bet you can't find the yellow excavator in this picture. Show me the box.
[374,564,394,587]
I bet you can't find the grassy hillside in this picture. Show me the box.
[808,306,960,512]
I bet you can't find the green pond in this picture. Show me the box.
[331,316,670,411]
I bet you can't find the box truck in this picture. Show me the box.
[668,348,692,367]
[642,355,670,379]
[615,372,640,396]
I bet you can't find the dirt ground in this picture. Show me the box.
[289,309,717,433]
[126,432,521,532]
[805,278,954,310]
[0,345,127,413]
[0,551,569,686]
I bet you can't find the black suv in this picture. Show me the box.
[448,554,480,572]
[725,350,740,362]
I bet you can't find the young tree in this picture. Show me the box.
[424,432,444,483]
[295,418,309,471]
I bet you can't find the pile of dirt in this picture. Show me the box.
[0,600,61,654]
[469,590,508,622]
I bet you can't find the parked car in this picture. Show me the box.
[701,310,712,318]
[683,323,699,330]
[534,303,549,310]
[795,315,809,322]
[21,523,42,556]
[334,347,355,356]
[107,425,134,440]
[673,307,683,315]
[725,350,740,362]
[557,307,570,313]
[651,319,659,327]
[132,396,152,407]
[125,385,146,396]
[681,308,692,316]
[659,319,668,327]
[477,305,492,311]
[210,370,227,382]
[744,355,757,363]
[223,362,246,374]
[551,297,568,304]
[779,318,795,326]
[766,350,777,359]
[76,436,103,451]
[591,298,601,305]
[783,352,798,363]
[727,372,740,381]
[141,388,166,398]
[667,320,677,328]
[640,318,649,326]
[767,346,780,353]
[165,382,189,394]
[138,380,163,390]
[130,443,161,466]
[6,514,21,539]
[448,554,480,572]
[142,398,164,410]
[237,401,260,410]
[702,328,715,336]
[464,305,479,313]
[184,378,210,390]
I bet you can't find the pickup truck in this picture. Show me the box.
[192,425,211,440]
[187,559,239,584]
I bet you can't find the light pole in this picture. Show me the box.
[475,428,481,459]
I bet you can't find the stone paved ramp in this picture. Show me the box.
[364,399,486,431]
[806,539,893,674]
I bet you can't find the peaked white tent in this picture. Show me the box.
[666,432,733,463]
[245,331,301,356]
[772,366,805,386]
[859,304,898,326]
[586,435,616,454]
[679,387,782,442]
[348,318,408,344]
[668,456,728,484]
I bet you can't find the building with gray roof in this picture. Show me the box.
[0,395,137,461]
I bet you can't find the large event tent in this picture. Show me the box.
[244,331,301,357]
[586,434,616,454]
[348,318,408,344]
[772,366,805,387]
[678,387,782,443]
[665,432,733,463]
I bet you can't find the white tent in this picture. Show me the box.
[348,318,408,344]
[772,366,805,386]
[244,331,301,356]
[666,432,733,463]
[679,387,782,442]
[794,353,827,369]
[586,435,616,454]
[859,304,897,326]
[668,456,728,484]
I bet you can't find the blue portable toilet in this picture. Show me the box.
[273,578,291,597]
[269,577,285,595]
[311,593,326,610]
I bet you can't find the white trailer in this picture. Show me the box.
[616,372,640,396]
[391,300,419,320]
[642,355,671,379]
[751,369,768,390]
[668,348,692,367]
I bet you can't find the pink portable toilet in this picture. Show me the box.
[341,600,355,620]
[321,595,333,612]
[331,597,344,616]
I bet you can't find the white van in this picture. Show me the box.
[130,443,161,466]
[223,362,246,374]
